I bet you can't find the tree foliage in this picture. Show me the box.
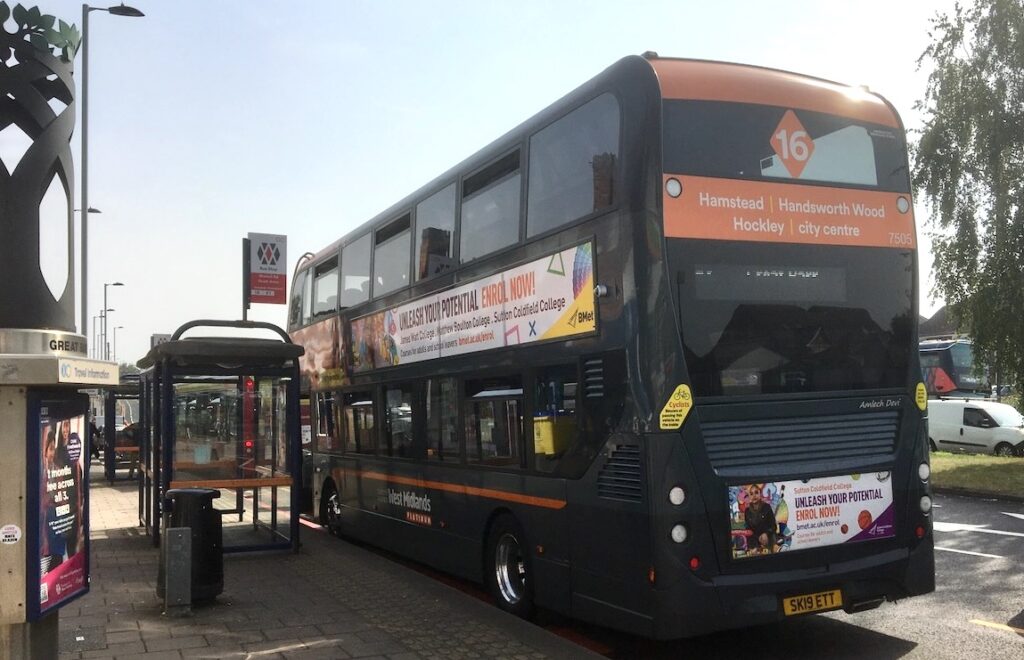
[914,0,1024,395]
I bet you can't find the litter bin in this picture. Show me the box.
[157,488,224,602]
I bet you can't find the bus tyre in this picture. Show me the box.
[485,515,535,620]
[320,483,342,536]
[994,443,1014,457]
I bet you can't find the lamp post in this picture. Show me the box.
[113,325,123,363]
[102,281,123,360]
[99,306,114,359]
[91,314,100,357]
[80,2,145,337]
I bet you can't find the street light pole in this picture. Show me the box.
[79,2,145,338]
[102,281,123,360]
[113,325,123,363]
[98,307,113,359]
[91,314,99,357]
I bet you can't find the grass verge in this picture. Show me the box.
[930,451,1024,499]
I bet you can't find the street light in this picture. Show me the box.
[91,314,100,357]
[99,306,114,359]
[103,281,123,360]
[113,325,123,363]
[80,3,144,337]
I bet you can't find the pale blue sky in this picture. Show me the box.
[34,0,954,363]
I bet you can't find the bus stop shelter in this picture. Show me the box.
[137,320,304,553]
[100,375,142,483]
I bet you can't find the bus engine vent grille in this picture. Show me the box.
[597,445,643,502]
[701,411,899,476]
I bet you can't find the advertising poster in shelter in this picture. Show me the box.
[36,399,89,614]
[350,243,596,371]
[729,472,894,559]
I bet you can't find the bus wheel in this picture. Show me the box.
[320,483,342,536]
[485,515,534,620]
[994,443,1015,457]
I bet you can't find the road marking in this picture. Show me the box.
[1001,512,1024,521]
[933,521,1024,538]
[935,546,1004,559]
[970,619,1024,635]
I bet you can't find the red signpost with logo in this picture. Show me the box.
[243,233,288,317]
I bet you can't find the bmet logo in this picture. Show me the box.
[59,362,72,378]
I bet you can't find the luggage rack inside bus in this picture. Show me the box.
[136,319,304,553]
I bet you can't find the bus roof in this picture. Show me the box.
[296,54,904,273]
[648,57,901,129]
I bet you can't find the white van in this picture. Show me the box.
[927,398,1024,456]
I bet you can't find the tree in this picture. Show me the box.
[914,0,1024,397]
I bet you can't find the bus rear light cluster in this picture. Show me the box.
[915,525,926,539]
[918,462,930,481]
[689,556,701,571]
[919,495,933,514]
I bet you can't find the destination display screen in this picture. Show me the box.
[694,264,846,303]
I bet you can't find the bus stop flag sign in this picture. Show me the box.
[248,233,287,304]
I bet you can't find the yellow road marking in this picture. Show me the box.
[970,619,1024,635]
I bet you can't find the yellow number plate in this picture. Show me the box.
[782,589,843,616]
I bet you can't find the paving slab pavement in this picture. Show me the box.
[57,466,599,659]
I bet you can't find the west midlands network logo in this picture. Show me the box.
[258,242,281,266]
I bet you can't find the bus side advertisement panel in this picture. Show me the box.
[350,244,596,372]
[729,472,895,560]
[664,175,915,249]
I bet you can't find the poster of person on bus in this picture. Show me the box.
[35,399,89,614]
[729,473,894,559]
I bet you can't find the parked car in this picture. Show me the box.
[928,398,1024,456]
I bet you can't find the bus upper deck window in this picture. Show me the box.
[460,151,521,263]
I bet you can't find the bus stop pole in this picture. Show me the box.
[242,238,251,322]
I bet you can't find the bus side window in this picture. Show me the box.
[312,257,339,318]
[301,266,313,324]
[460,151,521,263]
[314,392,340,453]
[289,269,307,329]
[339,234,371,308]
[465,376,524,467]
[533,365,579,473]
[557,351,628,478]
[425,377,459,462]
[527,93,620,237]
[343,391,376,454]
[373,214,411,298]
[415,184,456,281]
[384,383,416,458]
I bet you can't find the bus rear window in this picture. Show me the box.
[663,100,910,193]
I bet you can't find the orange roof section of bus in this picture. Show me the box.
[648,58,900,129]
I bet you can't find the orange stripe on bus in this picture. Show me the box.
[650,59,900,129]
[353,470,567,510]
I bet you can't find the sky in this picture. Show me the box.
[20,0,958,364]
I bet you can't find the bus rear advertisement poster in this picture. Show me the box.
[730,472,895,559]
[351,243,595,372]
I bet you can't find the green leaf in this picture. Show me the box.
[58,19,70,36]
[43,28,61,47]
[0,4,10,24]
[12,3,27,25]
[28,32,48,53]
[39,14,54,30]
[27,5,39,26]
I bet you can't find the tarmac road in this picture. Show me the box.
[551,492,1024,659]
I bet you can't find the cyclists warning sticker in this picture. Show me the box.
[660,384,694,430]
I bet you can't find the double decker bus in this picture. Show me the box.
[287,54,934,639]
[919,338,990,397]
